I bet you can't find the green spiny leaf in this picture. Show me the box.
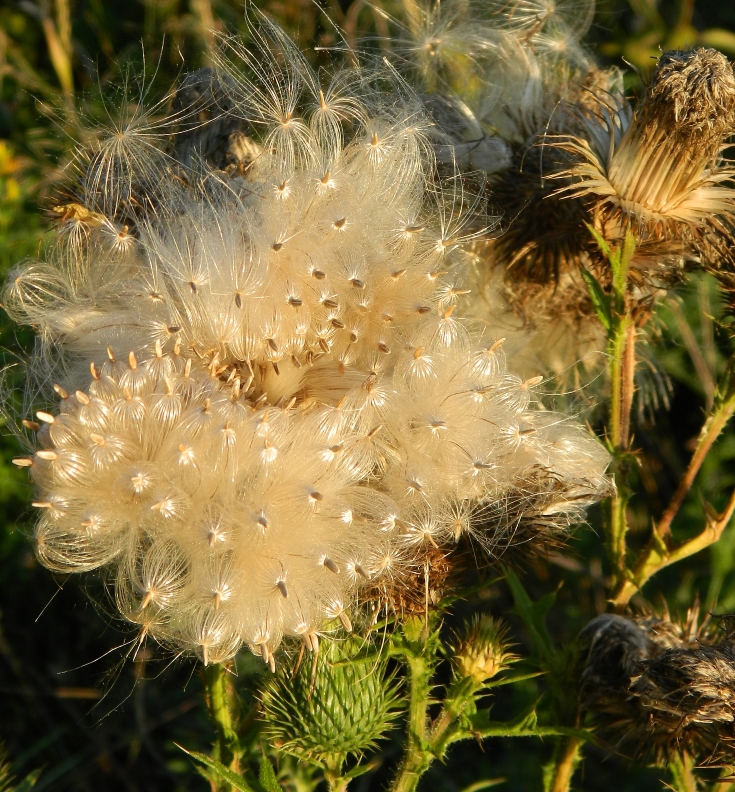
[585,223,612,260]
[503,567,557,665]
[176,745,260,792]
[258,754,280,792]
[580,268,612,332]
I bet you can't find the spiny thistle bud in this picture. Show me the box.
[261,638,401,767]
[5,15,611,667]
[578,611,735,761]
[453,615,516,685]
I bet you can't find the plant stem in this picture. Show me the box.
[548,736,582,792]
[392,651,433,792]
[656,393,735,543]
[607,314,634,590]
[204,663,240,790]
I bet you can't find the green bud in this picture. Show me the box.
[261,638,401,770]
[454,615,516,686]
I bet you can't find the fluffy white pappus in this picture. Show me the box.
[6,17,612,668]
[4,22,474,384]
[390,0,596,148]
[15,326,610,666]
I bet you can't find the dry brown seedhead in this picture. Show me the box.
[579,607,735,764]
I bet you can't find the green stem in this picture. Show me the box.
[392,652,433,792]
[204,663,240,790]
[669,752,699,792]
[547,736,582,792]
[607,315,634,591]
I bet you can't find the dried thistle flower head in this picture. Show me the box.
[578,609,735,762]
[454,615,516,685]
[6,17,611,668]
[559,48,735,286]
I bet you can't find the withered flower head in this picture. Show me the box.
[559,48,735,283]
[578,610,735,762]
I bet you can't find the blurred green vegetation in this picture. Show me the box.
[1,1,735,790]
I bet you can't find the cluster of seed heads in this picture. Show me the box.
[6,17,610,667]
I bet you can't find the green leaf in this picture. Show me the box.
[483,671,544,690]
[176,745,260,792]
[459,780,505,792]
[613,231,636,300]
[699,28,735,55]
[585,223,611,261]
[258,755,280,792]
[342,759,380,781]
[503,567,557,666]
[580,268,612,332]
[14,770,42,792]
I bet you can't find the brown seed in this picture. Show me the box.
[323,557,340,573]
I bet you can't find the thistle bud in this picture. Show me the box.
[261,639,401,768]
[454,615,516,686]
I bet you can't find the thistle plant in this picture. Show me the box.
[4,3,735,792]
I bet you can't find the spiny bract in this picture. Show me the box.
[6,17,610,668]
